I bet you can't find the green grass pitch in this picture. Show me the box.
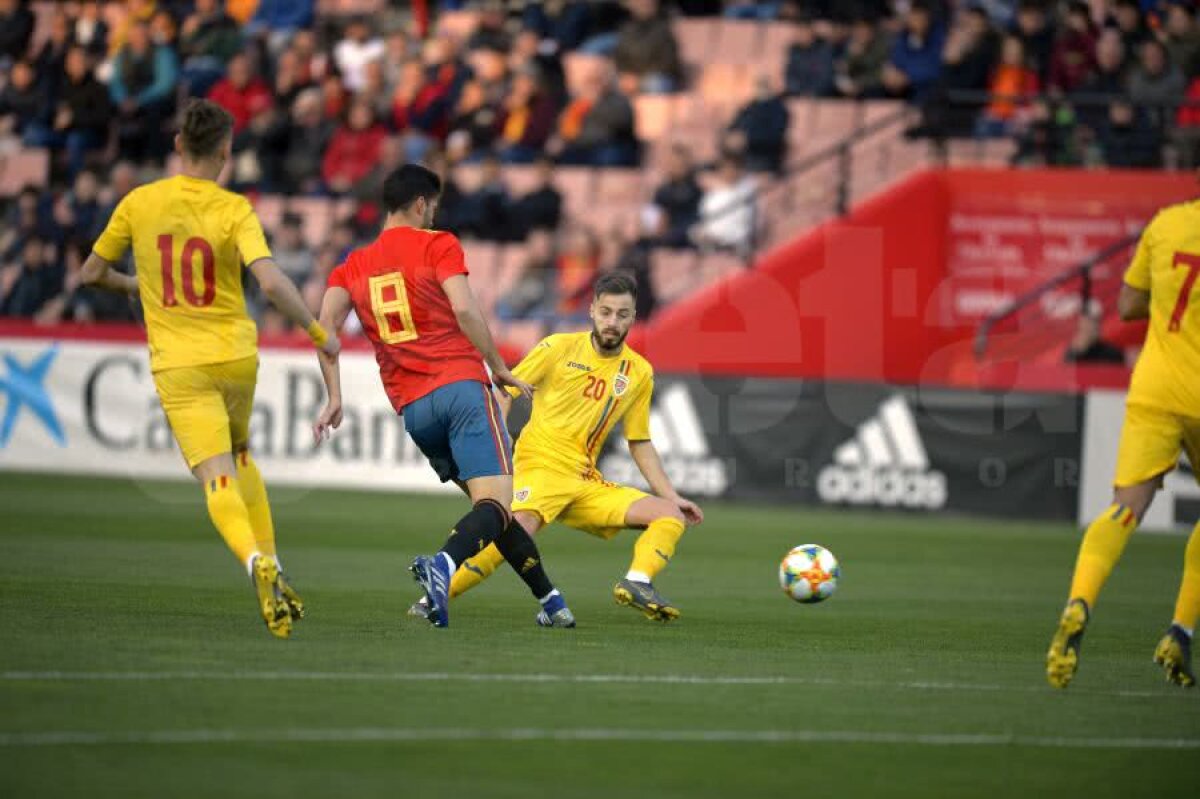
[0,472,1197,798]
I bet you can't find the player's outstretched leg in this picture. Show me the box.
[412,497,511,628]
[1155,520,1200,687]
[1046,598,1090,689]
[490,516,574,628]
[1153,625,1196,688]
[614,499,687,622]
[235,448,304,621]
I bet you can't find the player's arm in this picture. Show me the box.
[628,440,704,525]
[1117,284,1150,321]
[312,285,354,443]
[1119,218,1154,322]
[441,273,533,398]
[80,252,138,296]
[248,258,339,357]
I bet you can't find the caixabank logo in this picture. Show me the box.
[0,346,65,448]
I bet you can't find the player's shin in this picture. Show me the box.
[629,517,686,582]
[1068,503,1138,609]
[494,518,557,601]
[449,544,505,598]
[235,450,276,560]
[204,475,259,569]
[1172,521,1200,634]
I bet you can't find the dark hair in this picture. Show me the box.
[179,98,233,159]
[382,164,442,215]
[593,271,637,302]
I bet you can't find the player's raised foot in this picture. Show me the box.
[410,555,451,628]
[1153,625,1196,688]
[407,596,432,620]
[613,578,680,622]
[1046,598,1090,689]
[535,591,576,628]
[275,570,306,621]
[251,555,291,639]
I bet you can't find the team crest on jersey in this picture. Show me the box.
[514,487,532,503]
[614,373,630,397]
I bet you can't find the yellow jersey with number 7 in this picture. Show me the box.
[92,175,272,372]
[1124,201,1200,417]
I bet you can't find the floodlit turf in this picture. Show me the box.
[0,472,1197,798]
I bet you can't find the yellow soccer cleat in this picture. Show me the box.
[1152,626,1196,688]
[614,578,680,622]
[1046,598,1090,689]
[252,555,291,639]
[276,570,306,621]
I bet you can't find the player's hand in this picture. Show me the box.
[319,332,341,359]
[492,367,534,400]
[313,401,343,443]
[674,496,704,526]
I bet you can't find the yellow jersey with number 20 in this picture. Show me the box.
[507,332,654,476]
[92,175,272,373]
[1124,201,1200,418]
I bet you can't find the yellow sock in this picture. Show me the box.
[1172,521,1200,632]
[1068,503,1138,609]
[236,451,276,559]
[449,544,506,599]
[205,475,258,567]
[629,517,686,582]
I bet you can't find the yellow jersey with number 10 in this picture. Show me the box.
[1124,201,1200,418]
[507,332,654,475]
[92,175,272,373]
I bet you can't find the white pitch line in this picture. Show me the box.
[0,671,1177,699]
[0,728,1197,750]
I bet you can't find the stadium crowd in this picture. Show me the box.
[2,0,1199,330]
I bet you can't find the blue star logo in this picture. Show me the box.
[0,346,65,447]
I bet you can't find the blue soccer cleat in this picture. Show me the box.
[410,555,451,628]
[535,591,576,628]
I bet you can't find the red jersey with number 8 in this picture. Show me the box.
[328,226,488,411]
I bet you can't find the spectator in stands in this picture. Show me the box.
[74,1,109,59]
[271,212,315,284]
[1174,72,1200,166]
[1164,2,1200,80]
[322,99,387,196]
[922,5,1000,137]
[522,0,593,54]
[1129,39,1186,125]
[0,0,34,65]
[1,60,45,146]
[645,143,701,249]
[834,15,890,99]
[35,11,75,104]
[110,21,179,164]
[555,226,602,318]
[1,186,55,259]
[208,53,273,142]
[179,0,243,96]
[725,75,790,174]
[52,168,103,252]
[0,237,62,318]
[552,63,638,167]
[460,153,514,241]
[1101,97,1163,167]
[976,35,1040,137]
[511,155,564,236]
[509,27,567,101]
[883,0,947,102]
[1013,0,1056,83]
[1064,308,1125,364]
[272,49,313,114]
[392,57,453,163]
[613,0,683,94]
[694,152,757,256]
[467,1,512,54]
[288,29,328,85]
[1110,0,1151,59]
[496,228,556,321]
[334,17,386,94]
[282,88,333,194]
[1074,28,1127,132]
[785,14,835,97]
[320,71,348,122]
[495,66,560,163]
[150,8,178,51]
[1048,1,1097,93]
[448,80,500,157]
[246,0,315,50]
[26,46,112,179]
[107,0,158,56]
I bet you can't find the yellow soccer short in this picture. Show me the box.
[512,466,649,540]
[1113,402,1200,488]
[152,355,258,469]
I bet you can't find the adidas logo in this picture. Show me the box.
[817,396,948,509]
[598,383,729,496]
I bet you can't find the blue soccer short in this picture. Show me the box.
[402,380,513,483]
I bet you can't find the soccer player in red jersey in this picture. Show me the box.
[312,164,573,628]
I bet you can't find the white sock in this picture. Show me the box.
[440,552,456,573]
[273,555,283,573]
[625,570,651,584]
[539,589,560,605]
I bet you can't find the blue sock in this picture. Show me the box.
[539,589,565,613]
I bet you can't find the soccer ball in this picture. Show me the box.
[779,545,840,603]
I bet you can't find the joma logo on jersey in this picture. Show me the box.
[565,361,592,372]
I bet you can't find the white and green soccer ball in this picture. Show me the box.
[779,544,840,603]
